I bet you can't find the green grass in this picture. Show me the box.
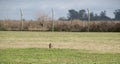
[0,31,120,64]
[0,31,119,43]
[0,48,120,64]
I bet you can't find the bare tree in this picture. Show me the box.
[36,11,49,31]
[36,11,48,21]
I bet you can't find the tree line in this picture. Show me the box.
[59,9,120,21]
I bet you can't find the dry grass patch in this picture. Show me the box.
[0,31,120,53]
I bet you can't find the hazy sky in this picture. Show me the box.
[0,0,120,20]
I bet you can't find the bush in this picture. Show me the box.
[0,20,120,32]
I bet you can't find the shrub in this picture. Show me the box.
[0,20,120,32]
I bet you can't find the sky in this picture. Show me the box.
[0,0,120,20]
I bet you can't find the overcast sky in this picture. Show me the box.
[0,0,120,20]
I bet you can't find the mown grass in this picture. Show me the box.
[0,31,119,44]
[0,48,120,64]
[0,31,120,53]
[0,31,120,64]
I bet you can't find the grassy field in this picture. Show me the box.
[0,31,120,53]
[0,31,120,64]
[0,48,120,64]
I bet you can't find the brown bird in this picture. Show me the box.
[49,43,52,48]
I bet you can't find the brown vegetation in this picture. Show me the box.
[0,20,120,32]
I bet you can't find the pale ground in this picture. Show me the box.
[0,31,120,53]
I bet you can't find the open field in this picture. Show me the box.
[0,31,120,53]
[0,48,120,64]
[0,31,120,64]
